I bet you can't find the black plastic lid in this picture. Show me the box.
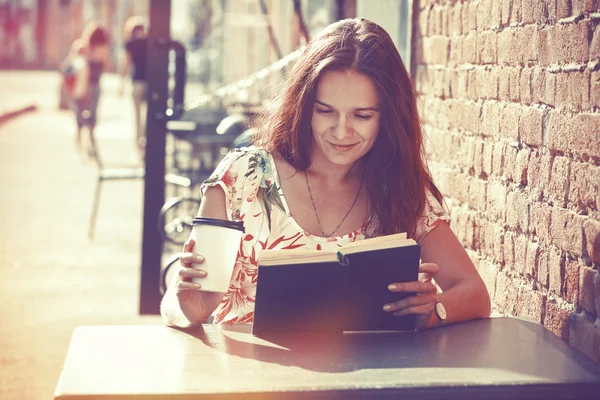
[192,217,245,232]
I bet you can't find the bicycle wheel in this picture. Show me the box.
[158,195,202,246]
[160,252,181,295]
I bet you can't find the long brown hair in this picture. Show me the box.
[254,18,443,237]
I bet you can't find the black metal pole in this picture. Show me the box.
[139,0,171,315]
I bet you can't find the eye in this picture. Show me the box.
[355,114,372,121]
[316,108,333,115]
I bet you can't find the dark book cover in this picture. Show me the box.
[252,243,421,335]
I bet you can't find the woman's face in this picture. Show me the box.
[310,69,380,167]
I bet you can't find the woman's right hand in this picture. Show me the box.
[175,239,208,299]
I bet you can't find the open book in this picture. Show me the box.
[252,233,420,335]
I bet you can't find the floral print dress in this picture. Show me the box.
[200,146,450,324]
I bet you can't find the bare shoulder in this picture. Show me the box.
[270,150,298,181]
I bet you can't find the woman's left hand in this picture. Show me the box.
[383,263,440,330]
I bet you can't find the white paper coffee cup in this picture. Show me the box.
[190,217,245,293]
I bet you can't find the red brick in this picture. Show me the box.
[449,100,480,133]
[568,163,599,212]
[467,68,478,99]
[564,258,581,303]
[527,241,540,279]
[571,0,596,14]
[449,37,462,65]
[429,6,442,36]
[517,25,538,64]
[482,68,499,99]
[507,190,530,232]
[515,148,530,185]
[501,0,512,26]
[432,68,449,98]
[592,23,600,61]
[516,288,546,323]
[448,2,462,35]
[510,0,522,25]
[538,248,550,288]
[481,102,501,136]
[498,67,510,100]
[462,1,478,32]
[532,67,556,106]
[527,149,552,194]
[537,27,555,66]
[519,106,544,146]
[549,246,564,294]
[548,156,570,207]
[509,68,520,101]
[492,141,505,176]
[499,103,520,140]
[544,299,571,341]
[487,182,507,221]
[579,267,597,314]
[555,70,591,112]
[550,208,585,257]
[504,230,516,267]
[469,177,488,211]
[413,39,425,65]
[584,220,600,264]
[494,224,505,266]
[556,21,590,64]
[531,202,552,243]
[478,31,497,64]
[482,141,494,176]
[449,68,469,98]
[591,71,600,110]
[546,112,600,157]
[414,66,429,94]
[424,36,450,65]
[556,0,571,19]
[514,234,529,274]
[522,0,550,24]
[462,32,477,64]
[495,272,519,313]
[569,313,600,363]
[504,146,518,181]
[498,29,518,65]
[519,67,533,105]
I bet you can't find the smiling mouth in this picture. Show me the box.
[329,142,358,151]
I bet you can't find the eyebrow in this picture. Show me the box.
[315,100,380,112]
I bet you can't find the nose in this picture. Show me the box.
[332,115,353,140]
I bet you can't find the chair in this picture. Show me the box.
[88,145,191,240]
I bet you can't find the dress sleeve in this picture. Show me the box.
[413,190,451,243]
[200,148,254,221]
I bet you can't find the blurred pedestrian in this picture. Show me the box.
[72,22,110,160]
[60,38,85,111]
[119,16,148,159]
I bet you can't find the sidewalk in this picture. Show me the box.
[0,71,165,400]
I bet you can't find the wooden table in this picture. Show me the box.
[54,317,600,399]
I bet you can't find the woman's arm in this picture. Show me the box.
[160,187,229,327]
[419,222,491,327]
[118,51,132,95]
[385,221,491,329]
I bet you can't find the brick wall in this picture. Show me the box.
[412,0,600,361]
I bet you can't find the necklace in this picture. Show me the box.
[304,170,364,237]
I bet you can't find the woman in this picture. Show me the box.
[161,18,491,330]
[119,16,148,157]
[73,22,110,159]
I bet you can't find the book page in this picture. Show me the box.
[340,232,415,255]
[258,249,338,266]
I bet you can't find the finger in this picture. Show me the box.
[182,238,195,253]
[418,263,439,281]
[179,252,205,268]
[392,302,435,317]
[179,267,207,280]
[388,280,437,294]
[383,293,436,312]
[176,281,202,291]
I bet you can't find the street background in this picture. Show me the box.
[0,70,163,400]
